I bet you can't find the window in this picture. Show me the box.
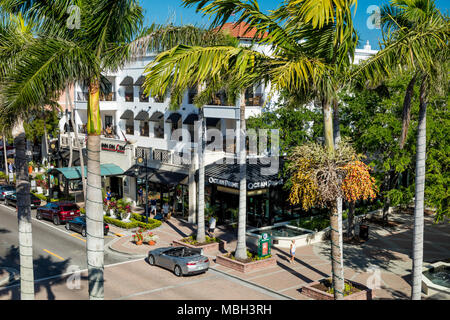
[139,86,149,102]
[154,119,164,139]
[140,121,149,137]
[188,86,198,104]
[125,119,134,135]
[125,86,134,102]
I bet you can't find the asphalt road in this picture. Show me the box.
[0,202,126,280]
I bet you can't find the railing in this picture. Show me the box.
[136,147,151,160]
[100,92,116,101]
[60,134,86,149]
[77,92,89,102]
[153,149,171,164]
[245,94,263,106]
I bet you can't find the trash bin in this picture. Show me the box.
[258,233,272,258]
[359,224,369,240]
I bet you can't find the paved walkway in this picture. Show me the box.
[105,210,450,300]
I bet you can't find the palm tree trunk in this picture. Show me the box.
[67,86,86,200]
[196,107,206,243]
[347,201,355,238]
[86,77,104,300]
[12,118,34,300]
[3,131,8,178]
[411,75,428,300]
[235,91,247,260]
[399,75,417,149]
[330,203,344,300]
[323,98,344,300]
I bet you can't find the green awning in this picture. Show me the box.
[48,164,124,180]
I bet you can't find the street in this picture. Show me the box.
[0,202,287,300]
[0,202,125,280]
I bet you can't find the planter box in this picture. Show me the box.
[301,280,373,300]
[215,254,277,273]
[172,239,226,254]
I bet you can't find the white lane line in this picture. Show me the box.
[1,204,88,243]
[0,257,145,290]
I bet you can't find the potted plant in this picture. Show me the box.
[132,229,144,245]
[144,232,158,245]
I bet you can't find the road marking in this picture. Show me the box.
[43,249,64,261]
[70,233,86,242]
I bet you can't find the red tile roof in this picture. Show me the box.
[215,22,268,40]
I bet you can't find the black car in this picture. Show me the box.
[65,216,109,237]
[5,192,41,209]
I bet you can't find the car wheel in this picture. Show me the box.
[174,265,183,277]
[148,255,155,266]
[53,215,60,225]
[81,228,87,237]
[104,230,109,236]
[65,223,70,231]
[36,211,42,220]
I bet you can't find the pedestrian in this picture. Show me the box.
[162,202,169,219]
[290,239,296,264]
[150,198,157,215]
[137,186,143,205]
[105,187,112,207]
[208,215,217,238]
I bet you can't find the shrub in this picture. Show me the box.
[32,192,47,201]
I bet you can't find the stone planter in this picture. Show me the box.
[172,239,226,255]
[301,280,373,300]
[215,254,277,273]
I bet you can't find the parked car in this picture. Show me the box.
[5,192,41,209]
[36,201,81,225]
[65,216,109,237]
[147,246,210,277]
[0,185,15,201]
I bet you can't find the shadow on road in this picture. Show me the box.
[0,245,87,300]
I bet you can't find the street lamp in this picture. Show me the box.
[136,152,149,223]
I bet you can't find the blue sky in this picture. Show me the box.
[141,0,449,50]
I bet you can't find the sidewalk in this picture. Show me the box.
[105,212,450,300]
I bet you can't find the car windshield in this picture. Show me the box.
[60,205,78,211]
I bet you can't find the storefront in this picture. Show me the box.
[201,159,303,227]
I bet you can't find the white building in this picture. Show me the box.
[58,23,377,225]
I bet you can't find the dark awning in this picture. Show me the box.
[206,117,221,127]
[198,158,284,190]
[123,164,156,177]
[149,111,164,122]
[134,110,149,121]
[134,76,145,86]
[120,76,134,86]
[145,170,188,186]
[183,113,199,125]
[120,110,134,120]
[166,112,181,123]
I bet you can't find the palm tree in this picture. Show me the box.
[0,0,145,300]
[142,0,357,290]
[354,0,448,300]
[0,14,38,300]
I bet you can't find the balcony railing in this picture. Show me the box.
[100,92,116,101]
[245,95,263,106]
[77,92,117,102]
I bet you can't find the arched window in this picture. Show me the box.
[120,76,134,102]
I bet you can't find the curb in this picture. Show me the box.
[105,235,147,259]
[0,267,20,287]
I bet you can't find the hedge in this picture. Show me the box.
[103,215,162,230]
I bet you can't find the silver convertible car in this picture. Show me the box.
[147,246,210,277]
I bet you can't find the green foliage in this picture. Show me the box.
[32,192,47,201]
[24,109,60,143]
[182,235,220,245]
[104,214,162,230]
[290,216,330,231]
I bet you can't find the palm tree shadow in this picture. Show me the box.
[273,247,329,280]
[0,245,87,300]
